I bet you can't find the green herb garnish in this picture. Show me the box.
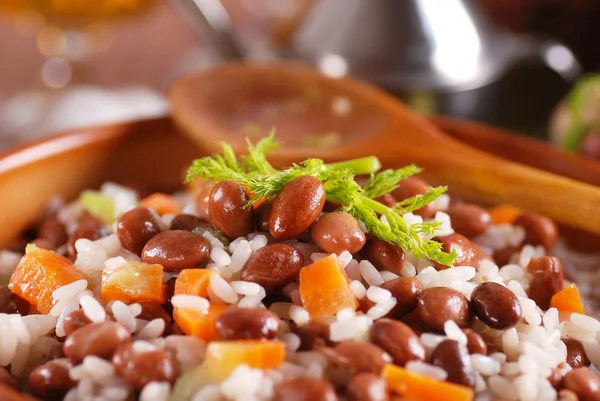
[186,136,456,266]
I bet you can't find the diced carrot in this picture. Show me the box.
[550,283,585,314]
[299,254,358,318]
[174,303,229,341]
[174,269,214,298]
[382,364,474,401]
[204,340,286,379]
[488,204,521,225]
[9,248,85,314]
[139,193,181,215]
[101,261,165,304]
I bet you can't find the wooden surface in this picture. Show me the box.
[170,63,600,235]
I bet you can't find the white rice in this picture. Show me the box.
[337,251,352,268]
[52,279,88,302]
[289,305,310,325]
[210,247,231,266]
[366,286,392,304]
[250,235,268,251]
[367,297,397,320]
[444,320,468,345]
[171,295,210,313]
[359,260,384,286]
[209,274,238,304]
[136,319,166,340]
[133,340,158,354]
[405,360,447,381]
[111,300,137,332]
[230,281,262,296]
[349,280,367,299]
[344,259,362,281]
[140,382,170,401]
[0,250,23,275]
[80,294,106,323]
[329,315,372,342]
[228,240,252,273]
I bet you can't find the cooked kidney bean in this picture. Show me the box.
[322,341,392,374]
[527,256,564,310]
[63,321,131,362]
[256,201,273,232]
[67,217,109,258]
[240,244,303,292]
[431,340,476,387]
[209,180,254,239]
[112,343,178,389]
[274,377,338,401]
[195,184,212,221]
[462,329,487,355]
[563,367,600,401]
[493,245,522,267]
[49,343,65,360]
[163,277,177,315]
[361,239,406,275]
[269,176,326,240]
[38,217,68,249]
[381,278,423,318]
[142,230,210,272]
[346,372,389,401]
[514,212,558,250]
[31,238,53,250]
[29,358,77,400]
[391,177,435,219]
[558,390,580,401]
[418,287,472,332]
[170,214,210,231]
[445,204,491,238]
[0,367,16,389]
[432,233,487,270]
[471,282,522,330]
[310,212,366,254]
[564,339,591,369]
[371,319,425,366]
[216,307,281,340]
[137,302,172,324]
[295,320,332,350]
[0,286,29,315]
[63,309,92,337]
[116,207,162,255]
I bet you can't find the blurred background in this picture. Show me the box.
[1,0,600,152]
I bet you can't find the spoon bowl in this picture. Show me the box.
[171,63,600,235]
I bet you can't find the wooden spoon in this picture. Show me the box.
[170,63,600,235]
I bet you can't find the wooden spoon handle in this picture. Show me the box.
[379,128,600,234]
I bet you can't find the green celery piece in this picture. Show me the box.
[80,190,115,223]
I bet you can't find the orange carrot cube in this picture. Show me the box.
[101,261,165,304]
[9,247,85,314]
[551,283,585,315]
[140,193,181,215]
[299,254,358,318]
[382,364,474,401]
[174,269,214,298]
[488,204,521,225]
[174,303,229,341]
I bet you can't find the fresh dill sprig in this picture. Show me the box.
[185,137,456,265]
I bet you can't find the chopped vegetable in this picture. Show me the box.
[174,269,214,298]
[169,363,218,401]
[204,340,285,379]
[382,364,474,401]
[488,204,521,225]
[174,303,228,341]
[101,261,165,304]
[550,283,585,314]
[299,254,358,318]
[186,135,455,266]
[140,193,182,215]
[80,190,115,223]
[9,248,85,314]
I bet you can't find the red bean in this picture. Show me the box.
[63,309,92,337]
[209,180,254,239]
[361,239,406,275]
[112,343,179,389]
[38,217,68,249]
[564,339,591,369]
[527,256,564,310]
[433,233,487,270]
[28,359,77,400]
[392,177,435,219]
[142,230,210,272]
[269,176,326,240]
[515,213,558,250]
[431,339,476,387]
[216,307,281,340]
[445,204,492,238]
[240,243,304,292]
[295,320,332,350]
[418,287,472,332]
[310,212,366,254]
[371,319,425,366]
[195,184,212,221]
[116,207,162,255]
[0,286,29,315]
[170,214,210,231]
[255,202,273,232]
[381,278,423,318]
[322,341,392,374]
[0,367,16,389]
[67,217,109,259]
[63,321,131,362]
[471,282,522,330]
[346,372,389,401]
[462,329,488,355]
[563,367,600,401]
[274,377,338,401]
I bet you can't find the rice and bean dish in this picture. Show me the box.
[1,136,600,401]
